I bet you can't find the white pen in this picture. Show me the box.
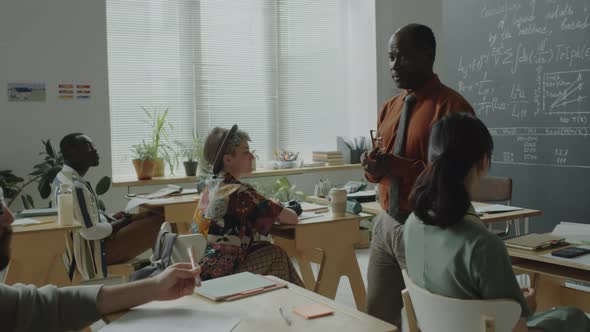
[279,306,292,326]
[187,246,202,287]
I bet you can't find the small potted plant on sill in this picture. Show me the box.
[175,134,203,177]
[131,140,158,180]
[142,107,176,177]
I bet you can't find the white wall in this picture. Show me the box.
[347,0,378,137]
[1,0,443,213]
[0,0,114,209]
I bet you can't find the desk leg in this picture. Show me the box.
[6,231,70,287]
[524,217,529,234]
[272,236,319,291]
[297,250,322,291]
[316,245,366,311]
[515,219,521,236]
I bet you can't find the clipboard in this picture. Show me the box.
[195,272,287,302]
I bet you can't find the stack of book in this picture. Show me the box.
[312,151,344,166]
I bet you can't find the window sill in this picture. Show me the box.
[112,163,363,187]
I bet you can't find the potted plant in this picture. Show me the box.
[131,140,158,180]
[175,134,203,177]
[272,177,305,203]
[142,107,176,177]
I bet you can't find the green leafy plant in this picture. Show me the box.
[142,107,177,173]
[271,177,305,202]
[131,140,159,161]
[31,139,64,199]
[0,170,34,208]
[175,134,203,162]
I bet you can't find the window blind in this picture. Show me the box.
[108,0,351,176]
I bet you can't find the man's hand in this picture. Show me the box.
[362,149,426,179]
[362,150,394,178]
[111,211,127,220]
[522,287,537,313]
[97,263,202,315]
[152,263,201,301]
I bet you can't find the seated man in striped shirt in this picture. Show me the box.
[51,133,164,280]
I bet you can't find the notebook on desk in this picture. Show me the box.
[195,272,286,302]
[505,233,568,251]
[15,208,57,218]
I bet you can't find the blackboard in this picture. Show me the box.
[441,0,590,232]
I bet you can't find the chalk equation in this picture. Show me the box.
[446,0,590,168]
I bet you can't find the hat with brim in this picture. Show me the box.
[212,124,239,175]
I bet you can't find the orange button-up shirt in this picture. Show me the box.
[366,75,475,214]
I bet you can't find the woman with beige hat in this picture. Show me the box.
[191,125,303,285]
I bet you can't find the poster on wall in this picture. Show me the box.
[76,84,91,99]
[58,84,74,100]
[7,82,46,102]
[58,83,91,100]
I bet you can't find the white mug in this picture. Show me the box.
[329,188,347,217]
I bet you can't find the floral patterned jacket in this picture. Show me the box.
[192,173,283,279]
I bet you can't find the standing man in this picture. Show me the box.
[52,133,164,280]
[363,23,475,326]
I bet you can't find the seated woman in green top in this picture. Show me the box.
[403,113,589,332]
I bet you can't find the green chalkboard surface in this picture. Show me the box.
[441,0,590,231]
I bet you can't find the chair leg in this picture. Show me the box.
[402,289,420,332]
[482,316,495,332]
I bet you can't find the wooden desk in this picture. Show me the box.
[271,213,370,311]
[135,196,369,310]
[105,276,397,332]
[6,217,79,287]
[507,244,590,313]
[137,194,200,234]
[308,196,542,236]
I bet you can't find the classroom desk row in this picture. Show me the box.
[7,194,588,331]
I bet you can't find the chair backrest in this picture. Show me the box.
[401,270,521,332]
[471,176,512,203]
[160,222,207,264]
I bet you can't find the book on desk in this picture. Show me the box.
[505,233,568,251]
[195,272,286,302]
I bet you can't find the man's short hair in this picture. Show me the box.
[60,133,84,160]
[399,23,436,63]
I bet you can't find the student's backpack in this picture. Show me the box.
[129,228,178,281]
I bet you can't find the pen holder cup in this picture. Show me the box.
[350,149,363,164]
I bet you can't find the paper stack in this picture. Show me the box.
[312,151,344,166]
[551,221,590,245]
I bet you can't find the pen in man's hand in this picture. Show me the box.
[187,246,202,287]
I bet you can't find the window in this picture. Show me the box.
[107,0,353,177]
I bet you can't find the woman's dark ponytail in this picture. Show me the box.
[410,113,493,228]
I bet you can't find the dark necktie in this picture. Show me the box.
[388,94,417,219]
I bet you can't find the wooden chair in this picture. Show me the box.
[401,270,521,332]
[472,176,513,237]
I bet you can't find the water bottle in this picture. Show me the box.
[57,184,74,226]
